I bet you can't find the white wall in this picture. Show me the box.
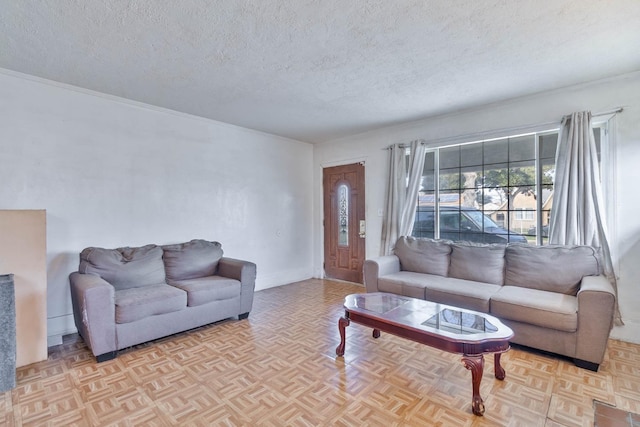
[0,70,314,345]
[314,71,640,343]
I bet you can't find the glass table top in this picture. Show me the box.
[351,293,410,314]
[344,292,512,340]
[423,308,498,335]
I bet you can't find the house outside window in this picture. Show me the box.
[412,125,605,245]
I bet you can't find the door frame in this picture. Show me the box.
[321,160,367,283]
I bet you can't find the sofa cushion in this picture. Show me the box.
[393,236,451,277]
[169,276,241,307]
[115,284,187,324]
[449,243,505,285]
[378,271,432,299]
[490,286,578,332]
[505,244,601,295]
[79,245,166,291]
[162,239,224,281]
[422,275,502,313]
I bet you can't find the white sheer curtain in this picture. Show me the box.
[549,111,622,325]
[381,140,426,255]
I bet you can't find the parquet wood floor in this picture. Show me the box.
[2,279,640,426]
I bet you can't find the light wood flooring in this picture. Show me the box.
[2,279,640,426]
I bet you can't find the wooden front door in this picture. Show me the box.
[323,163,365,283]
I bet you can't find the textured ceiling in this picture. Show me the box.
[2,1,640,143]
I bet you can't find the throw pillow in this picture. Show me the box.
[162,239,224,281]
[79,244,166,290]
[393,236,451,277]
[505,244,601,295]
[449,242,506,285]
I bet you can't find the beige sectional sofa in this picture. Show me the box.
[69,239,256,362]
[363,236,616,371]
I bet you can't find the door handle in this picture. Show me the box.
[359,220,366,238]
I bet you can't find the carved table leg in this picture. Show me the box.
[372,329,380,338]
[494,352,506,380]
[336,316,350,357]
[462,354,485,416]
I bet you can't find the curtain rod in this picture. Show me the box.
[385,107,624,150]
[562,107,624,123]
[592,107,624,117]
[384,140,426,150]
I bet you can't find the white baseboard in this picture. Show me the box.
[47,314,77,348]
[47,335,63,347]
[255,267,313,291]
[611,320,640,344]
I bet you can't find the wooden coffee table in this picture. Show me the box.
[336,292,514,416]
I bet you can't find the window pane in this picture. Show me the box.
[440,191,461,206]
[439,209,462,242]
[421,151,436,192]
[461,144,483,167]
[413,200,435,238]
[484,139,509,164]
[540,133,558,160]
[593,126,603,172]
[509,160,536,186]
[594,126,602,159]
[541,163,555,185]
[440,146,460,169]
[440,168,461,191]
[541,208,551,245]
[478,186,506,208]
[460,166,481,208]
[492,211,507,228]
[509,135,535,161]
[538,132,557,245]
[482,163,509,193]
[338,184,348,246]
[528,209,551,243]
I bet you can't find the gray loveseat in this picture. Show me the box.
[364,236,616,371]
[69,239,256,362]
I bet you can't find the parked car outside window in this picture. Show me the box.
[412,206,528,244]
[528,224,549,237]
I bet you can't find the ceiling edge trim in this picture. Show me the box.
[0,67,310,145]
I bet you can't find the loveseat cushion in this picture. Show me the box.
[79,245,166,291]
[449,243,505,285]
[422,275,502,313]
[378,272,500,312]
[162,239,224,281]
[505,244,601,295]
[169,276,241,307]
[490,286,578,332]
[394,236,451,277]
[378,271,433,299]
[115,284,187,324]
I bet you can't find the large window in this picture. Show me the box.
[412,127,604,245]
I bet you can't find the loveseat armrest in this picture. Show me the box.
[363,255,401,293]
[218,257,257,316]
[575,275,616,369]
[69,272,116,360]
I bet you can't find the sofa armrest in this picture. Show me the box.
[363,255,401,293]
[575,275,615,366]
[218,257,257,316]
[69,272,116,358]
